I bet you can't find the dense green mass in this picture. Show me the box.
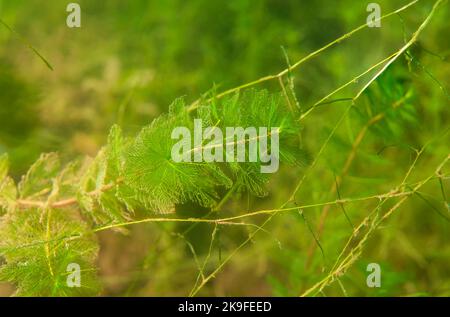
[0,0,448,296]
[0,90,306,295]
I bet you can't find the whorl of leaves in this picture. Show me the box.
[0,90,306,295]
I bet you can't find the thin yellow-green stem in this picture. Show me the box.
[0,18,53,70]
[187,0,420,112]
[301,153,449,296]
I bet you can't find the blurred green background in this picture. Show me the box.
[0,0,449,296]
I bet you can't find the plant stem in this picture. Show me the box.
[187,0,420,112]
[16,178,122,209]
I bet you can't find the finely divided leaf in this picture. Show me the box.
[0,208,101,296]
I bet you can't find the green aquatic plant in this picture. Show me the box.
[0,89,305,296]
[0,0,448,297]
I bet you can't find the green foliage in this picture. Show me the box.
[0,153,101,296]
[0,154,16,215]
[0,89,304,295]
[0,0,448,297]
[360,67,418,141]
[197,90,308,196]
[18,153,60,199]
[0,208,100,296]
[124,112,230,212]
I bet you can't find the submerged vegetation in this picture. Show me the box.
[0,0,449,296]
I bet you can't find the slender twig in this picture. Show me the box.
[16,179,122,209]
[186,0,420,112]
[301,154,449,296]
[92,185,428,233]
[0,18,53,70]
[302,0,445,269]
